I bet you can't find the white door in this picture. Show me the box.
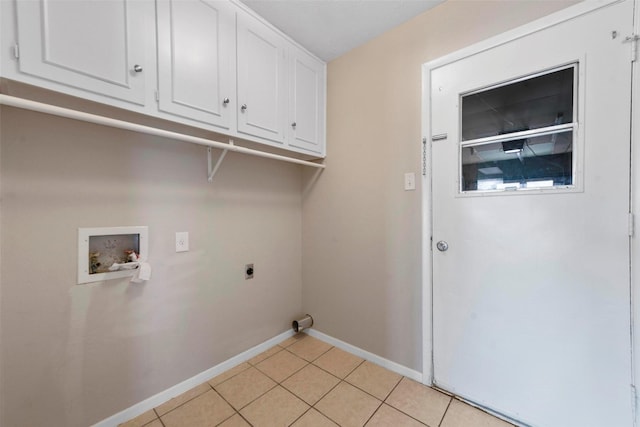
[429,2,634,426]
[156,0,236,129]
[15,0,151,105]
[288,46,326,155]
[237,11,287,144]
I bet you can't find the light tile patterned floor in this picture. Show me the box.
[120,333,515,427]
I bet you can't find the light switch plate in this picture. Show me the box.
[404,172,416,191]
[176,232,189,252]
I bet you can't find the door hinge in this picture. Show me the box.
[155,90,159,102]
[624,34,640,62]
[13,44,19,60]
[629,212,635,237]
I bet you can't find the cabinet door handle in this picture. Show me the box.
[223,97,230,105]
[291,122,297,128]
[241,104,247,112]
[133,64,143,73]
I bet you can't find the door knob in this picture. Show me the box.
[436,241,449,252]
[223,97,230,105]
[241,104,247,112]
[133,64,143,73]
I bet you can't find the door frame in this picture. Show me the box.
[421,0,638,423]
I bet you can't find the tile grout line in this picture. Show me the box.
[139,410,164,427]
[130,335,453,427]
[211,359,292,415]
[212,411,235,427]
[284,339,334,363]
[210,386,246,427]
[380,376,433,426]
[293,352,415,424]
[208,362,252,388]
[384,376,407,400]
[228,335,361,425]
[247,346,285,366]
[235,411,254,427]
[254,359,309,386]
[212,405,253,427]
[361,398,384,427]
[342,359,403,403]
[443,395,519,427]
[378,375,403,402]
[151,408,166,427]
[234,381,279,413]
[127,334,489,427]
[256,337,346,386]
[311,399,343,427]
[304,358,372,427]
[151,376,221,420]
[308,350,366,383]
[246,337,323,426]
[287,406,313,426]
[317,337,430,414]
[143,343,387,427]
[211,372,279,421]
[214,338,314,426]
[279,362,343,410]
[437,394,454,427]
[365,401,431,427]
[307,375,345,424]
[273,340,331,427]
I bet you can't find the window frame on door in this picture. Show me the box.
[456,61,584,197]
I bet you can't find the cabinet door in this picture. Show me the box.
[156,0,235,129]
[288,47,325,155]
[237,12,287,144]
[15,0,151,105]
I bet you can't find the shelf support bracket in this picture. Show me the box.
[208,139,234,182]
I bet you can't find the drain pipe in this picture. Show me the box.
[292,314,314,333]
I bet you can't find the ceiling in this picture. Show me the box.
[238,0,445,61]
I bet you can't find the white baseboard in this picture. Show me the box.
[92,329,295,427]
[305,328,423,383]
[93,328,422,426]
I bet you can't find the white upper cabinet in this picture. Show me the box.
[3,0,325,157]
[288,47,326,154]
[156,0,236,129]
[236,12,287,145]
[14,0,152,105]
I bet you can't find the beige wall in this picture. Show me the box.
[0,106,303,426]
[302,0,578,372]
[0,1,583,425]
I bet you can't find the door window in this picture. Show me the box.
[460,65,577,193]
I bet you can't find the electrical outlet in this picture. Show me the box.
[245,263,254,279]
[404,172,416,191]
[176,232,189,252]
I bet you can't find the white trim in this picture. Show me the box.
[92,328,421,427]
[421,0,626,408]
[91,329,295,427]
[426,0,621,71]
[305,329,423,382]
[631,0,640,423]
[421,61,434,387]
